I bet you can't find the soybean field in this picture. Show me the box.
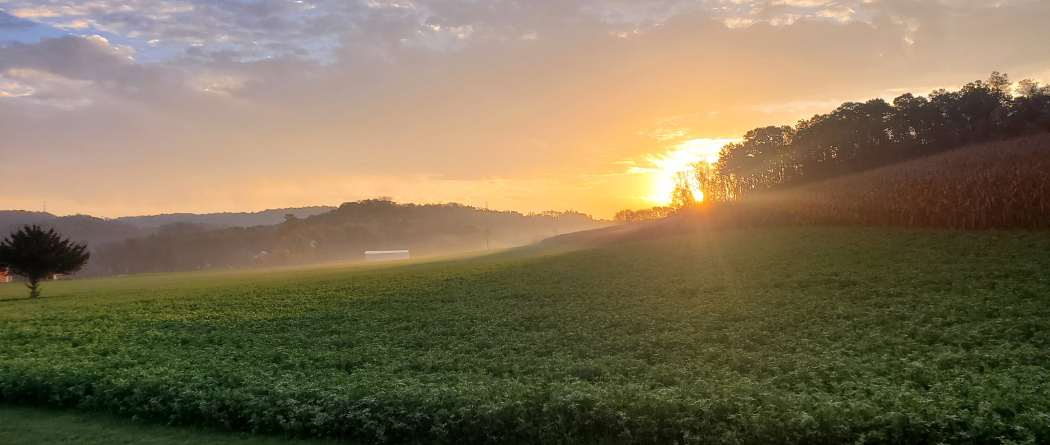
[1,227,1049,444]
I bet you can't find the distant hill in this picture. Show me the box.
[0,210,56,228]
[87,200,610,277]
[0,202,609,277]
[0,206,337,250]
[115,206,336,228]
[0,214,151,248]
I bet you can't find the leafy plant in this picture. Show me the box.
[0,228,1047,444]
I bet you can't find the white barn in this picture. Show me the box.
[364,250,410,262]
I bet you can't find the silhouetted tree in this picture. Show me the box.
[0,225,90,299]
[702,71,1048,202]
[670,172,698,211]
[688,161,735,203]
[613,207,674,222]
[1007,79,1050,135]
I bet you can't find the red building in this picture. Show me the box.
[0,269,9,283]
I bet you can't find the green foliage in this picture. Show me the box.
[0,406,337,445]
[1,228,1049,444]
[0,225,90,299]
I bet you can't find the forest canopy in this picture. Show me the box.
[693,72,1049,202]
[616,72,1050,218]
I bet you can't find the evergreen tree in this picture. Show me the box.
[0,225,90,299]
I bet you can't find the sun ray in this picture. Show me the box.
[644,138,738,204]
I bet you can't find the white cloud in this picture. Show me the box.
[9,5,89,18]
[724,16,754,28]
[772,0,835,7]
[191,71,248,95]
[84,35,135,60]
[54,18,97,29]
[817,5,855,22]
[0,78,35,98]
[0,68,95,108]
[770,13,803,25]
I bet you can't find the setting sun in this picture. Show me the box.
[643,138,738,205]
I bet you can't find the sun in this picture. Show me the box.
[643,138,738,205]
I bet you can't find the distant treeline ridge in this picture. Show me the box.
[87,200,605,277]
[617,72,1050,221]
[689,72,1050,204]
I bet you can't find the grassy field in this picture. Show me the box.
[1,227,1049,444]
[0,406,337,444]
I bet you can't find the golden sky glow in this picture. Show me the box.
[640,138,739,205]
[1,0,1049,219]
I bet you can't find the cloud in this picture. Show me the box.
[0,10,40,28]
[53,18,98,30]
[771,0,835,7]
[0,76,35,98]
[0,35,133,77]
[9,6,88,18]
[0,0,1049,218]
[816,5,855,22]
[0,69,95,108]
[724,16,755,28]
[191,71,248,95]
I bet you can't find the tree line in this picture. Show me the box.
[615,72,1050,219]
[0,200,606,289]
[687,72,1050,203]
[613,206,675,223]
[84,200,605,277]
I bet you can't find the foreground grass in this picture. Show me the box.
[1,227,1048,444]
[0,406,337,445]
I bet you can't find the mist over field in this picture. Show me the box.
[1,201,609,277]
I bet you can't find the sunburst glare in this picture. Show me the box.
[644,138,738,204]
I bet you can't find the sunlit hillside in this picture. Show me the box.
[586,134,1050,248]
[748,134,1050,229]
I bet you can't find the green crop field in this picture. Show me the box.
[0,406,337,445]
[1,227,1049,444]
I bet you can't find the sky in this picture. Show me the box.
[1,0,1049,219]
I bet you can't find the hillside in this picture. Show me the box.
[0,207,338,254]
[743,133,1050,229]
[0,202,607,278]
[1,227,1047,444]
[84,200,608,277]
[0,211,55,228]
[558,134,1050,249]
[0,214,150,248]
[115,207,336,228]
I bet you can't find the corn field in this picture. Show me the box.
[750,134,1050,229]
